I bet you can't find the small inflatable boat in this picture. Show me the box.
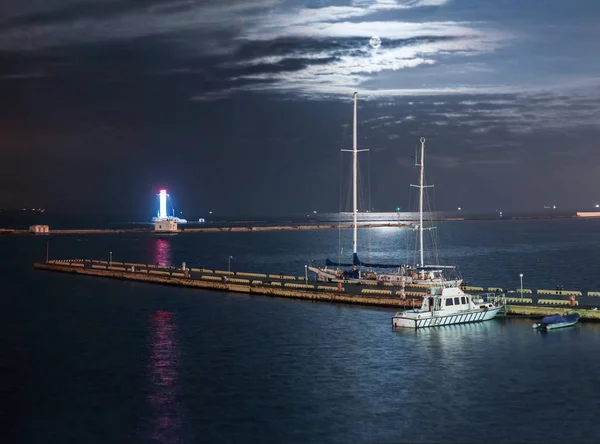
[533,313,580,331]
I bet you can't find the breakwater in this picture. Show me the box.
[3,223,410,235]
[3,212,592,235]
[34,259,600,320]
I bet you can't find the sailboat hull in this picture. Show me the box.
[308,266,341,282]
[392,307,500,329]
[377,272,462,287]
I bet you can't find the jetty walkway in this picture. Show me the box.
[34,259,600,321]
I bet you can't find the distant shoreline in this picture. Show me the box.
[1,213,597,235]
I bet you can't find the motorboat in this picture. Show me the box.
[392,285,501,329]
[533,313,580,331]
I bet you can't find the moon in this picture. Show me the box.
[369,36,381,49]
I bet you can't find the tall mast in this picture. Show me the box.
[341,92,368,261]
[418,137,425,266]
[352,92,358,255]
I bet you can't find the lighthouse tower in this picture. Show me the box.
[158,189,168,219]
[152,189,178,232]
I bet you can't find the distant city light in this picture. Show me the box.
[596,204,599,208]
[458,207,462,211]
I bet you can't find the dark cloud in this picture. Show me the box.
[1,0,600,216]
[2,1,163,28]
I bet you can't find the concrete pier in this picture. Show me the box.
[34,260,420,309]
[503,304,600,320]
[34,259,600,320]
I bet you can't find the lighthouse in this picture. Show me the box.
[151,188,186,232]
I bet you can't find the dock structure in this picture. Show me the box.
[34,259,422,309]
[33,259,600,320]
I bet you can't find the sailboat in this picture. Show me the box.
[390,141,503,327]
[307,96,461,287]
[376,137,462,287]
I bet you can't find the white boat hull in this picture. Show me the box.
[392,307,501,329]
[307,266,351,282]
[309,266,462,288]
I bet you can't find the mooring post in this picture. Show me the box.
[46,240,49,263]
[304,265,308,284]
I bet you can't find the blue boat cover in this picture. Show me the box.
[324,253,402,269]
[540,313,580,324]
[325,258,353,267]
[540,314,567,324]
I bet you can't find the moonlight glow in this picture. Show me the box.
[369,36,381,49]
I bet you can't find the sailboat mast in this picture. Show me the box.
[419,137,426,266]
[352,91,358,255]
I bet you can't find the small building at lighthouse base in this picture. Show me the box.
[154,219,178,232]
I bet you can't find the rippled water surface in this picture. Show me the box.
[3,218,600,443]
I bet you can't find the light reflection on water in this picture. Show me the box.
[153,239,172,267]
[147,310,183,444]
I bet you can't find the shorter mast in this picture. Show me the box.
[410,137,434,266]
[419,137,425,267]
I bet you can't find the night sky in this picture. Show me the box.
[2,0,600,217]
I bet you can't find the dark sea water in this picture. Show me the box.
[3,218,600,443]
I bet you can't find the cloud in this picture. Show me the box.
[0,0,513,100]
[213,35,511,99]
[377,80,600,135]
[243,18,487,41]
[211,9,509,98]
[364,115,394,123]
[8,0,596,122]
[0,0,280,51]
[0,0,453,51]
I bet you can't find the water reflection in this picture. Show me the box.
[153,239,172,266]
[147,310,183,443]
[393,318,499,339]
[392,321,502,376]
